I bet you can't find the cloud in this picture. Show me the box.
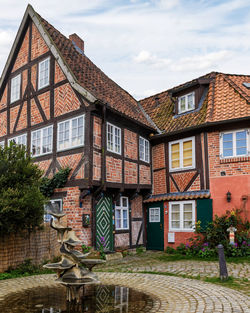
[134,50,171,67]
[171,50,232,72]
[0,0,249,100]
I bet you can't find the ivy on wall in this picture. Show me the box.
[40,167,71,198]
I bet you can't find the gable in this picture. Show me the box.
[12,25,30,72]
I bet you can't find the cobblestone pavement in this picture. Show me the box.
[97,252,250,279]
[0,273,249,312]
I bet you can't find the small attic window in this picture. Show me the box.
[243,82,250,89]
[178,92,195,114]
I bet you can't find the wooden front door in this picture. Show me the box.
[96,196,114,251]
[146,202,164,250]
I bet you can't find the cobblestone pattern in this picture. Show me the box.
[99,257,250,279]
[0,273,249,313]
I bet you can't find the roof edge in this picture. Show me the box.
[0,4,97,103]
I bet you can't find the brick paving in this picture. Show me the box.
[97,252,250,279]
[0,273,249,312]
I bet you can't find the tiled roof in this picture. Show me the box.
[37,14,154,129]
[144,190,210,203]
[140,72,250,133]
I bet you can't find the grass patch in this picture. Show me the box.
[157,253,250,263]
[0,259,54,281]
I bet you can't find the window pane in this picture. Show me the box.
[180,97,185,112]
[122,197,128,207]
[187,94,194,110]
[223,133,233,157]
[236,131,247,156]
[171,143,180,168]
[171,204,180,229]
[183,140,192,167]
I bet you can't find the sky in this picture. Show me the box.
[0,0,249,99]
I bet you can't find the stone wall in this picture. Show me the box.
[0,225,60,272]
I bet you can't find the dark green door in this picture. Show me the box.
[96,196,114,251]
[146,202,164,250]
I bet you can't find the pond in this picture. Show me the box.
[0,284,156,313]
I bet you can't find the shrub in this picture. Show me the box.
[165,246,175,254]
[82,244,91,254]
[0,143,46,235]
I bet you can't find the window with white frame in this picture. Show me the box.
[10,74,21,103]
[0,141,4,148]
[169,137,195,171]
[178,92,195,113]
[169,201,195,231]
[58,115,84,151]
[139,136,150,162]
[114,286,129,312]
[115,196,129,230]
[44,199,63,223]
[149,207,160,223]
[107,122,121,154]
[220,129,249,158]
[38,57,50,89]
[8,133,27,147]
[31,125,53,156]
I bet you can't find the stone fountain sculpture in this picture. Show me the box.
[43,203,105,303]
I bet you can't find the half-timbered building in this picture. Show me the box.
[140,72,250,249]
[0,5,156,251]
[1,5,249,252]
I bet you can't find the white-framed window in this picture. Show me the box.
[10,74,21,103]
[31,125,53,156]
[107,122,121,154]
[139,136,150,162]
[38,57,50,89]
[115,196,129,230]
[57,115,84,151]
[8,133,27,147]
[114,286,129,311]
[44,199,63,223]
[0,141,4,148]
[169,200,195,231]
[178,92,195,113]
[220,129,249,158]
[169,136,195,171]
[149,207,160,223]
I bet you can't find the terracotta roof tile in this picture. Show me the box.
[37,14,154,129]
[140,72,250,133]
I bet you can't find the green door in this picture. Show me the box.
[96,195,114,251]
[146,202,164,250]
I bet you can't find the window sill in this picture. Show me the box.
[57,144,84,153]
[220,156,250,164]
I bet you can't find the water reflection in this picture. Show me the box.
[0,285,154,313]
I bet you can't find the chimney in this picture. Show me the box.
[69,33,84,52]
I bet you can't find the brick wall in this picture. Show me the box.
[31,23,49,60]
[54,83,81,117]
[0,111,7,137]
[55,62,66,84]
[139,165,151,185]
[153,169,166,194]
[93,151,101,181]
[93,116,102,149]
[38,92,50,120]
[208,131,250,218]
[152,143,165,170]
[124,129,137,160]
[57,187,92,245]
[57,153,85,179]
[106,156,122,183]
[0,86,7,109]
[0,225,60,272]
[125,161,137,184]
[12,26,29,72]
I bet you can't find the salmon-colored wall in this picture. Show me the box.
[210,176,250,220]
[163,201,196,249]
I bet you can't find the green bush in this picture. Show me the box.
[165,246,175,254]
[82,244,91,254]
[0,143,46,235]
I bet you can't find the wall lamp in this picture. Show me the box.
[226,191,231,203]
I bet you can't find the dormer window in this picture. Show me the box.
[178,92,195,114]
